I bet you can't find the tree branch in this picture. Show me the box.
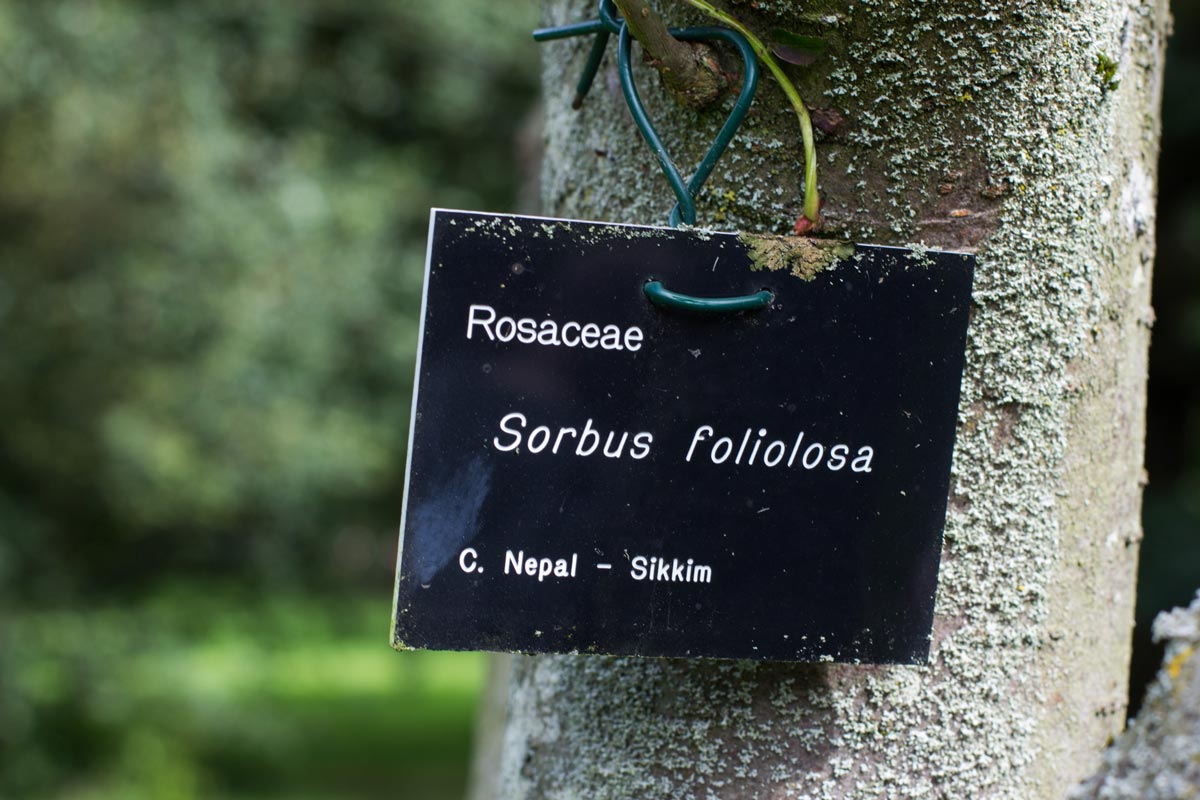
[1069,591,1200,799]
[612,0,726,109]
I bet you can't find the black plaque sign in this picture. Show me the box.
[392,209,973,664]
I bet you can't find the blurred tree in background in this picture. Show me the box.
[0,1,538,798]
[0,0,538,598]
[0,0,1195,797]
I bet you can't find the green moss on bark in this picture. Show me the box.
[740,232,853,279]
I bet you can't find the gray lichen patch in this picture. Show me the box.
[739,233,854,280]
[1069,591,1200,800]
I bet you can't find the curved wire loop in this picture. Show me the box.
[535,3,771,313]
[644,280,773,313]
[535,1,757,228]
[617,25,757,226]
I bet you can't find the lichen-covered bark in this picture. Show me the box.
[478,0,1169,797]
[1070,591,1200,799]
[467,654,514,800]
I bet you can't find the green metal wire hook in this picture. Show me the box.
[617,25,758,227]
[533,0,621,107]
[534,3,772,314]
[618,24,772,315]
[538,4,759,226]
[644,280,773,313]
[533,0,622,40]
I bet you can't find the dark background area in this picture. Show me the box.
[1132,0,1200,706]
[0,1,1194,797]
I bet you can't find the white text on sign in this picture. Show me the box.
[466,304,644,352]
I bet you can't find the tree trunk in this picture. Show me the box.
[476,0,1169,796]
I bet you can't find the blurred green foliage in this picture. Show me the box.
[0,0,539,597]
[0,1,537,797]
[0,589,487,799]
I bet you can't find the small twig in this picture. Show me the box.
[612,0,726,109]
[678,0,821,227]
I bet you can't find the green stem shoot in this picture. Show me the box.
[679,0,820,225]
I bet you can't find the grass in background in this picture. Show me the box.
[0,588,487,799]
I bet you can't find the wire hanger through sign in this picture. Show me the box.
[535,1,774,313]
